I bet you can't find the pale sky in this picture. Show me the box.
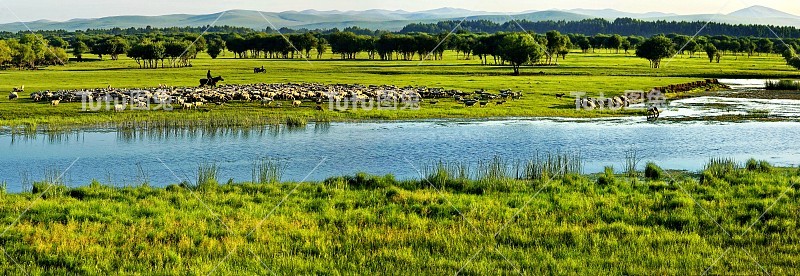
[0,0,798,23]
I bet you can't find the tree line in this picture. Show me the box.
[2,28,800,73]
[402,18,800,38]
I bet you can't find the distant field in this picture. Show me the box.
[0,160,797,274]
[0,50,797,128]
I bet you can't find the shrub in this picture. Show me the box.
[746,158,774,173]
[644,162,664,180]
[597,166,616,186]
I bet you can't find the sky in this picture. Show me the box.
[0,0,798,23]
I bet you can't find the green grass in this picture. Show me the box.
[1,50,798,129]
[0,159,798,274]
[766,79,800,90]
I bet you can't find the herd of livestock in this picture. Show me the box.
[9,83,529,110]
[7,80,726,114]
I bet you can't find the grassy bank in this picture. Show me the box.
[1,50,797,129]
[0,158,798,274]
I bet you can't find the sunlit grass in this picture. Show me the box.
[0,158,797,274]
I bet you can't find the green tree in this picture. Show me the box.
[705,44,718,63]
[756,38,773,55]
[44,47,68,65]
[789,56,800,70]
[635,35,676,68]
[607,34,623,54]
[12,43,35,69]
[0,40,12,66]
[206,38,226,59]
[72,41,89,61]
[497,33,544,75]
[316,38,328,59]
[577,36,591,53]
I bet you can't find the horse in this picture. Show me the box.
[254,66,266,73]
[199,76,224,87]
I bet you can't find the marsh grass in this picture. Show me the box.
[522,152,583,180]
[196,162,219,190]
[284,115,308,130]
[765,79,800,90]
[423,161,472,191]
[704,158,740,178]
[252,158,286,184]
[624,151,641,178]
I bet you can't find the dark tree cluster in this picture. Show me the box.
[402,18,800,38]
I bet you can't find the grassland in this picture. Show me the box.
[1,50,798,129]
[0,158,797,274]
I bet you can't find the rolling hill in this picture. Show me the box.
[0,6,798,32]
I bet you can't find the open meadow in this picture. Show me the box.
[1,50,797,129]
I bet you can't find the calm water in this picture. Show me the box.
[2,119,800,193]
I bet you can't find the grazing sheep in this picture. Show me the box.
[292,100,302,107]
[9,92,18,100]
[12,85,24,93]
[182,103,193,109]
[315,105,324,111]
[261,97,274,107]
[496,101,505,105]
[51,100,60,106]
[114,104,125,112]
[479,101,489,108]
[555,93,565,99]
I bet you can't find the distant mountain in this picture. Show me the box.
[0,6,798,32]
[729,5,799,19]
[565,9,677,19]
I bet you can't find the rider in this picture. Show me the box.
[207,70,212,80]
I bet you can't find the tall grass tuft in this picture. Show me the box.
[476,156,510,182]
[765,80,800,90]
[252,158,286,184]
[32,169,67,198]
[624,151,641,178]
[523,152,583,180]
[284,115,308,129]
[423,161,471,191]
[704,158,739,178]
[476,156,514,191]
[197,163,219,190]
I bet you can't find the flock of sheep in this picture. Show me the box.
[10,83,529,111]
